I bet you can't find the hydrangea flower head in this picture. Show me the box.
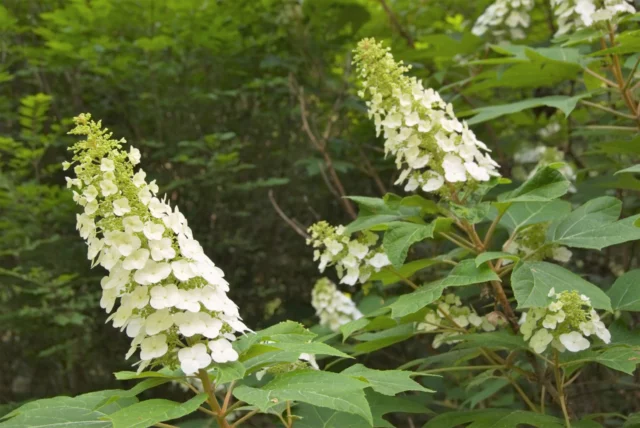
[353,38,500,196]
[552,0,636,37]
[520,289,610,354]
[472,0,535,41]
[311,278,363,331]
[307,221,390,286]
[417,293,506,348]
[66,114,248,374]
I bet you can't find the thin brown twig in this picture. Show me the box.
[377,0,415,48]
[268,190,309,239]
[231,409,260,428]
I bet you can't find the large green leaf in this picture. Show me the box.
[386,282,445,318]
[233,371,373,424]
[0,390,137,428]
[511,262,611,310]
[235,321,317,354]
[294,390,429,428]
[341,364,433,396]
[498,166,570,203]
[467,94,590,125]
[340,318,371,341]
[608,270,640,311]
[345,196,423,233]
[215,361,246,384]
[266,342,351,359]
[424,409,564,428]
[475,252,519,267]
[352,324,415,353]
[546,197,640,250]
[105,394,207,428]
[432,259,500,288]
[562,346,640,375]
[615,164,640,175]
[451,331,528,351]
[497,200,572,233]
[383,218,453,267]
[367,258,442,286]
[240,344,302,373]
[386,260,498,317]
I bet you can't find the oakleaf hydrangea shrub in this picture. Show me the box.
[4,1,640,426]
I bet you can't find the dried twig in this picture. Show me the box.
[268,190,310,239]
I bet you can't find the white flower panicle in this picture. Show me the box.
[552,0,636,37]
[66,114,247,375]
[311,278,363,332]
[353,39,500,195]
[472,0,534,41]
[520,288,611,354]
[307,221,391,286]
[417,293,506,349]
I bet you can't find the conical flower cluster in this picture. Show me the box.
[307,221,391,286]
[311,278,363,331]
[520,289,610,354]
[66,114,247,374]
[353,38,499,195]
[472,0,534,40]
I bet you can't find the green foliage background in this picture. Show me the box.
[1,0,640,425]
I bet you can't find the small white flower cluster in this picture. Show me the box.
[307,221,391,286]
[311,278,363,332]
[66,114,247,375]
[417,293,505,348]
[552,0,636,37]
[354,39,500,195]
[520,288,611,354]
[472,0,534,41]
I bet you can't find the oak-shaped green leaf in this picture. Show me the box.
[451,331,528,351]
[383,219,452,267]
[233,370,373,424]
[467,94,590,125]
[511,262,611,310]
[342,364,433,396]
[215,361,246,384]
[386,283,445,318]
[0,390,137,428]
[105,394,207,428]
[615,164,640,175]
[267,342,351,359]
[475,251,520,267]
[546,196,640,250]
[340,318,371,341]
[345,196,423,233]
[294,390,429,428]
[497,200,572,232]
[562,346,640,375]
[498,166,570,203]
[352,324,415,354]
[386,260,498,317]
[431,259,500,288]
[367,258,442,286]
[608,270,640,311]
[424,409,564,428]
